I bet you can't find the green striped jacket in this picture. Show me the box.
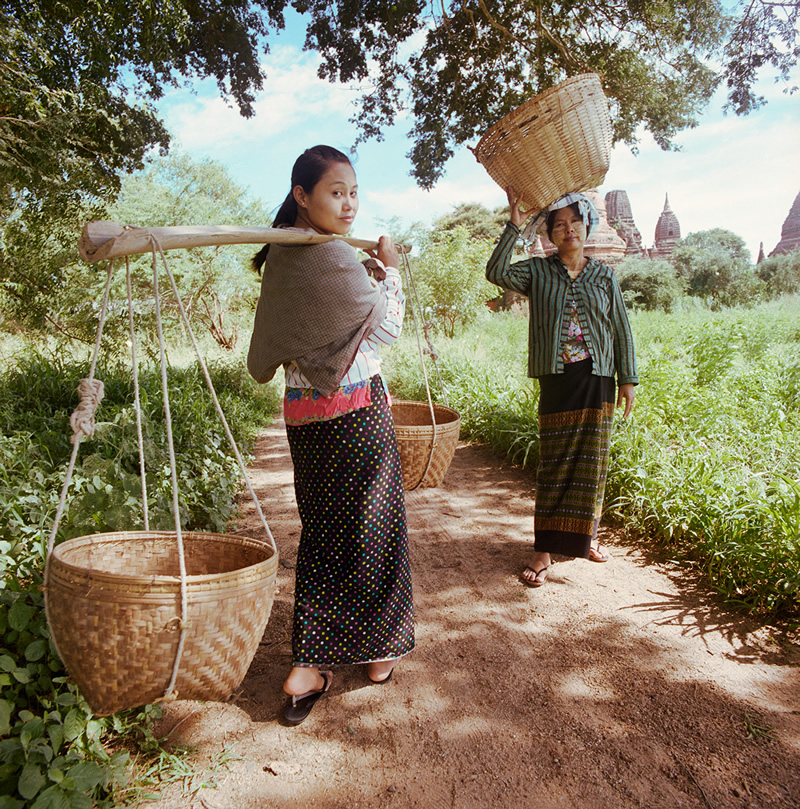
[486,222,638,386]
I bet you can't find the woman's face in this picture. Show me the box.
[294,161,359,235]
[550,206,586,253]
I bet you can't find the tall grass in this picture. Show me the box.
[384,298,800,621]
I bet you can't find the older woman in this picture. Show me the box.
[486,188,637,586]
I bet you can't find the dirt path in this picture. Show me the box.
[147,420,800,809]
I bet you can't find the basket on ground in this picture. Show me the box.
[471,73,612,213]
[45,530,278,716]
[391,400,461,490]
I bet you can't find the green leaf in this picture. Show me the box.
[30,784,69,809]
[11,668,32,684]
[25,639,48,662]
[8,601,33,632]
[0,794,25,809]
[0,656,15,673]
[47,765,65,784]
[62,710,83,743]
[0,701,11,736]
[47,724,64,755]
[64,761,104,791]
[18,761,45,799]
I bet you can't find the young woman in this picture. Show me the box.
[486,188,637,587]
[247,145,414,724]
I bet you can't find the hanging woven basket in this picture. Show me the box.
[471,73,612,212]
[391,400,461,490]
[45,531,278,716]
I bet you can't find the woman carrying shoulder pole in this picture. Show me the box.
[247,145,414,724]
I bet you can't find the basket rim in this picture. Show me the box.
[473,73,604,157]
[391,399,461,419]
[48,530,278,586]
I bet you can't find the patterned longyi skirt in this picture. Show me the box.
[533,358,615,559]
[285,375,415,667]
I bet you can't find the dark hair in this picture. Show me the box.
[545,202,582,241]
[251,145,352,274]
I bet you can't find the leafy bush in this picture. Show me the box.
[671,228,761,307]
[410,227,498,337]
[756,251,800,298]
[0,350,279,808]
[615,256,686,312]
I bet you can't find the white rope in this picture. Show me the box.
[126,257,150,530]
[149,238,189,700]
[400,250,439,489]
[46,259,115,557]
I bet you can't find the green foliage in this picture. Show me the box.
[385,298,800,621]
[756,249,800,298]
[671,229,761,307]
[615,256,686,312]
[0,349,279,807]
[722,0,800,115]
[411,227,498,337]
[106,152,267,351]
[432,203,510,240]
[0,1,275,341]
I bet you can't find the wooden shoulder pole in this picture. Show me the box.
[78,221,410,263]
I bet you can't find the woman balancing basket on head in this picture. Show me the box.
[247,145,414,725]
[477,75,638,587]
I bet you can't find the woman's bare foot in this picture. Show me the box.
[283,666,326,697]
[366,659,397,684]
[521,551,551,587]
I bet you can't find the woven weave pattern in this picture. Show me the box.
[472,74,612,212]
[45,531,278,716]
[391,401,460,489]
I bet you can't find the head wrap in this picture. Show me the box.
[521,192,600,243]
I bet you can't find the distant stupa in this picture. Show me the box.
[650,194,681,258]
[769,190,800,256]
[605,189,644,255]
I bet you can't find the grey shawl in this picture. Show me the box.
[247,232,389,396]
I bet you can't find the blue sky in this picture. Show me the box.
[154,17,800,262]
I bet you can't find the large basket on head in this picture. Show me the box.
[472,73,612,212]
[391,400,461,490]
[45,530,278,716]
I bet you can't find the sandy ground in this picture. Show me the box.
[144,419,800,809]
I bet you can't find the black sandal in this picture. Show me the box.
[283,670,333,725]
[521,565,549,587]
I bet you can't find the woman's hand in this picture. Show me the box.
[368,235,399,269]
[617,383,635,419]
[506,186,535,229]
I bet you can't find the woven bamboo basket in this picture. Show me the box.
[391,400,461,490]
[472,73,612,212]
[45,530,278,716]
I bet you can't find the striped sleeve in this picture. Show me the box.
[610,274,638,385]
[367,267,405,346]
[486,223,532,295]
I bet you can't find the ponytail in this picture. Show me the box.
[251,191,298,274]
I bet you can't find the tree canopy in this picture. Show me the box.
[1,1,797,337]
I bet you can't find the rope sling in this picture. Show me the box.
[45,234,278,712]
[387,250,461,491]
